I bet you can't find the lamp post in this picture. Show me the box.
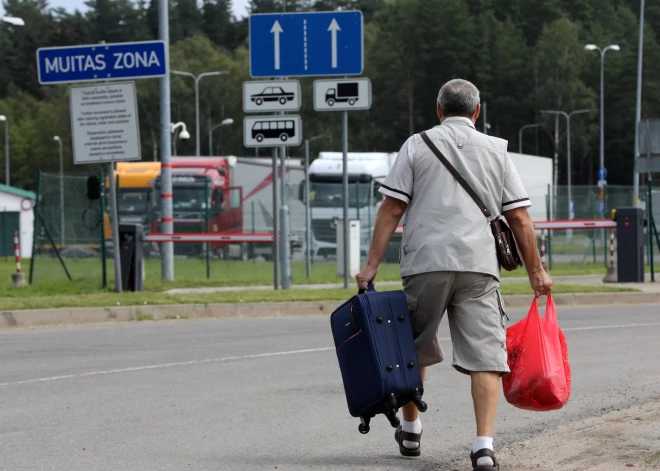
[53,136,64,245]
[542,109,597,242]
[633,0,646,206]
[585,43,620,189]
[208,118,234,156]
[170,122,190,156]
[518,124,542,154]
[171,70,229,156]
[0,115,8,186]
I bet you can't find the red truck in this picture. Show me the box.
[152,157,246,259]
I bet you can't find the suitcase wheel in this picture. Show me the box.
[358,423,370,434]
[416,400,428,413]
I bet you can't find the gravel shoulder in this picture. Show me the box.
[472,398,660,470]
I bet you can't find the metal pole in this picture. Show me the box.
[108,163,122,292]
[600,49,605,175]
[305,139,311,279]
[280,144,291,289]
[633,0,645,207]
[159,0,174,280]
[195,77,200,156]
[205,177,210,279]
[99,167,107,288]
[59,139,64,246]
[483,101,488,135]
[567,114,572,243]
[342,111,349,289]
[649,179,654,282]
[272,147,279,290]
[209,128,213,156]
[4,119,8,186]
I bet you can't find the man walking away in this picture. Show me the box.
[356,79,552,470]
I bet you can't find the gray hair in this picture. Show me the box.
[437,79,480,117]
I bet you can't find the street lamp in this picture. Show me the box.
[541,109,597,242]
[171,70,229,157]
[0,115,8,186]
[518,124,542,154]
[2,16,24,26]
[208,118,234,156]
[170,122,190,156]
[585,43,620,187]
[53,136,64,245]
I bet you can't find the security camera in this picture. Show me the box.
[179,130,191,140]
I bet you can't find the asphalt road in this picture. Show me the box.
[1,304,659,471]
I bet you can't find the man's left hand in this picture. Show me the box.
[356,265,378,291]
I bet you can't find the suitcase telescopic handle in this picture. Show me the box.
[358,282,375,295]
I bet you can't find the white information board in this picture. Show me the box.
[243,115,303,148]
[69,81,141,164]
[243,80,302,113]
[313,78,372,111]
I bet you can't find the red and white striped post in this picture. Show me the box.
[10,230,27,287]
[603,228,618,283]
[13,231,21,273]
[540,230,548,269]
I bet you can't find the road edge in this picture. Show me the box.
[1,292,658,330]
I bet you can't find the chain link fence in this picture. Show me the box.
[29,170,107,288]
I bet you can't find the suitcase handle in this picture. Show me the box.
[358,282,375,295]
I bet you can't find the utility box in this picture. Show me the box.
[119,224,144,292]
[336,219,361,278]
[616,207,645,283]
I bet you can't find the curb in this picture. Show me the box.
[1,292,658,330]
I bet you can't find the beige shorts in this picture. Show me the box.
[402,271,510,375]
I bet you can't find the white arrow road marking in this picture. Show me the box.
[271,20,283,70]
[328,18,341,68]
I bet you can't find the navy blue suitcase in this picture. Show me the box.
[330,284,427,434]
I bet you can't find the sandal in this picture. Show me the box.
[470,448,500,470]
[394,425,422,457]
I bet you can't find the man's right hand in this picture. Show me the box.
[528,268,553,298]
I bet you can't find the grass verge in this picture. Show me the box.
[0,283,637,311]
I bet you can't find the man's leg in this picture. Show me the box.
[402,367,426,422]
[401,367,426,450]
[471,371,500,437]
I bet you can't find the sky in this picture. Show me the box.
[2,0,250,20]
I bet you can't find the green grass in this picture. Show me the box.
[0,283,637,311]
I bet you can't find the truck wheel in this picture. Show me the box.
[327,99,335,107]
[256,98,263,105]
[349,99,356,106]
[279,97,287,105]
[280,134,288,142]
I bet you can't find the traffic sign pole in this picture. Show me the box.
[108,162,122,292]
[342,110,349,290]
[280,141,292,289]
[272,147,280,290]
[159,0,174,281]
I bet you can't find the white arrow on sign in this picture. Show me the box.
[328,19,341,68]
[271,20,283,70]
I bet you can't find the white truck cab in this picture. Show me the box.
[304,152,399,260]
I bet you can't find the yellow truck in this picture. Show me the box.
[104,162,161,240]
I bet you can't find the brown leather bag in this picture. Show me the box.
[420,131,523,271]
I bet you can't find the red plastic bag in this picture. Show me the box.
[502,295,571,411]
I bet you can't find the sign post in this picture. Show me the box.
[248,10,365,290]
[36,38,169,288]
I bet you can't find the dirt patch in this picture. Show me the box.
[453,399,660,470]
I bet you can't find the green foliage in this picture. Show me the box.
[0,0,658,192]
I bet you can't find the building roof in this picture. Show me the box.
[0,184,37,200]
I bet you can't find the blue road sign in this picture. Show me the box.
[37,41,167,85]
[598,167,608,181]
[249,11,363,78]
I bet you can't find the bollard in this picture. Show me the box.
[540,230,548,271]
[603,228,618,283]
[11,231,27,287]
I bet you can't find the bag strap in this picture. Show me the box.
[420,131,492,219]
